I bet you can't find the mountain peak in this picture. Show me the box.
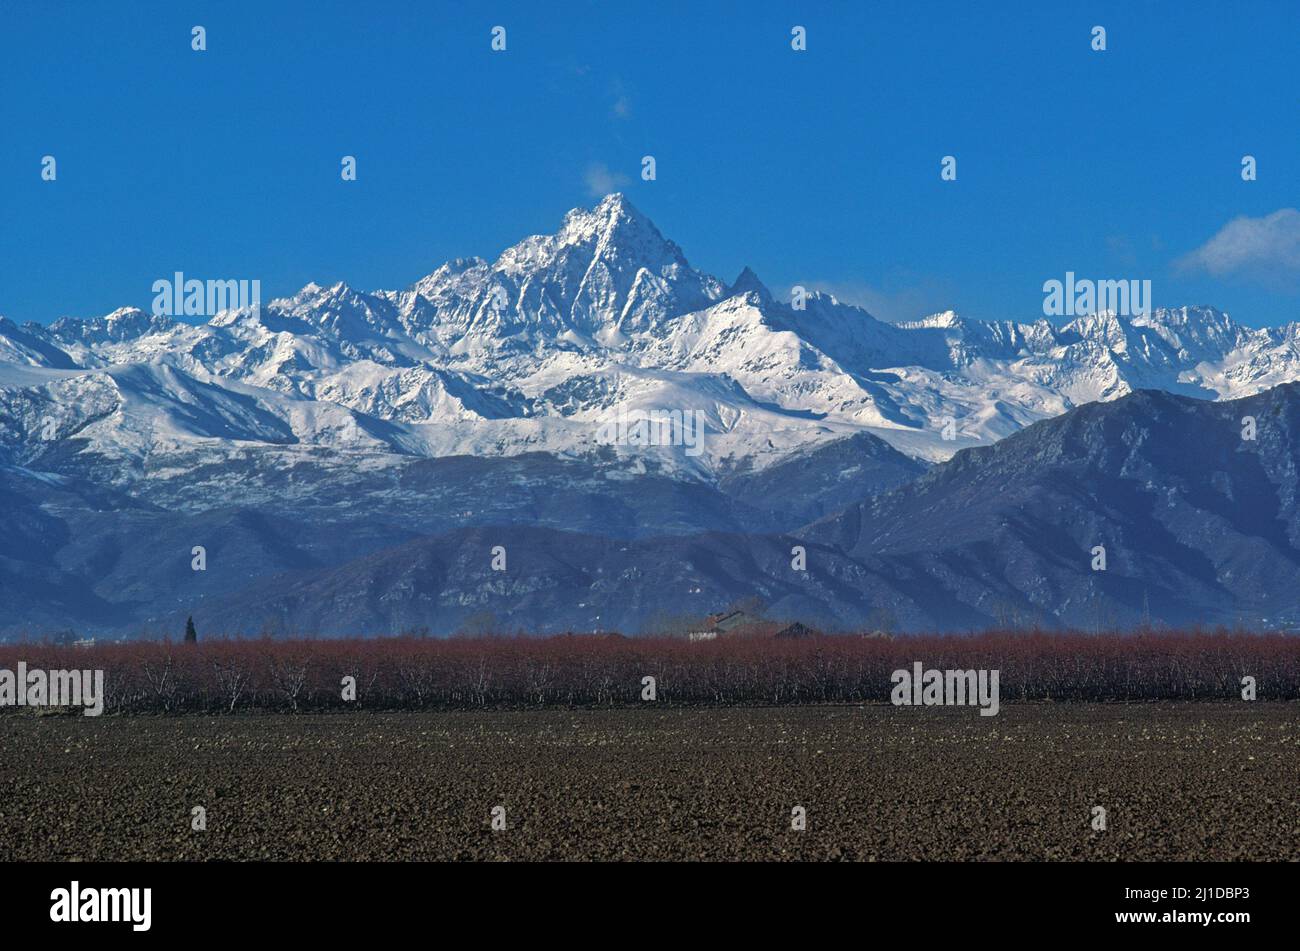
[557,192,664,251]
[595,191,635,214]
[729,266,771,301]
[900,310,964,330]
[282,281,363,309]
[106,306,149,321]
[44,306,173,346]
[478,193,716,326]
[1134,304,1233,329]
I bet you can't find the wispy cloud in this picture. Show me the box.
[1176,209,1300,288]
[610,78,631,119]
[583,162,630,199]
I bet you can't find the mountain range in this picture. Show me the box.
[2,194,1298,635]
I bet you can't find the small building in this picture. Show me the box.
[686,609,756,642]
[706,610,752,633]
[775,622,819,640]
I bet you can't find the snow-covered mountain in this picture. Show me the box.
[3,193,1299,496]
[8,193,1300,635]
[184,382,1300,635]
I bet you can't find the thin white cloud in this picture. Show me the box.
[583,162,630,199]
[1177,208,1300,285]
[609,78,631,119]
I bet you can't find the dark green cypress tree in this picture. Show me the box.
[184,616,198,643]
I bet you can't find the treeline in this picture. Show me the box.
[0,631,1296,713]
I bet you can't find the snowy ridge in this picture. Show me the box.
[3,193,1299,496]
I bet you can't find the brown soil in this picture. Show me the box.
[1,704,1296,861]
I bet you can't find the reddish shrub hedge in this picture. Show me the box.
[0,630,1295,713]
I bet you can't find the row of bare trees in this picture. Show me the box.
[1,630,1296,713]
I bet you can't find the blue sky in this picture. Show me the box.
[1,0,1297,326]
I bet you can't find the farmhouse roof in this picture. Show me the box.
[775,622,819,640]
[707,610,751,632]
